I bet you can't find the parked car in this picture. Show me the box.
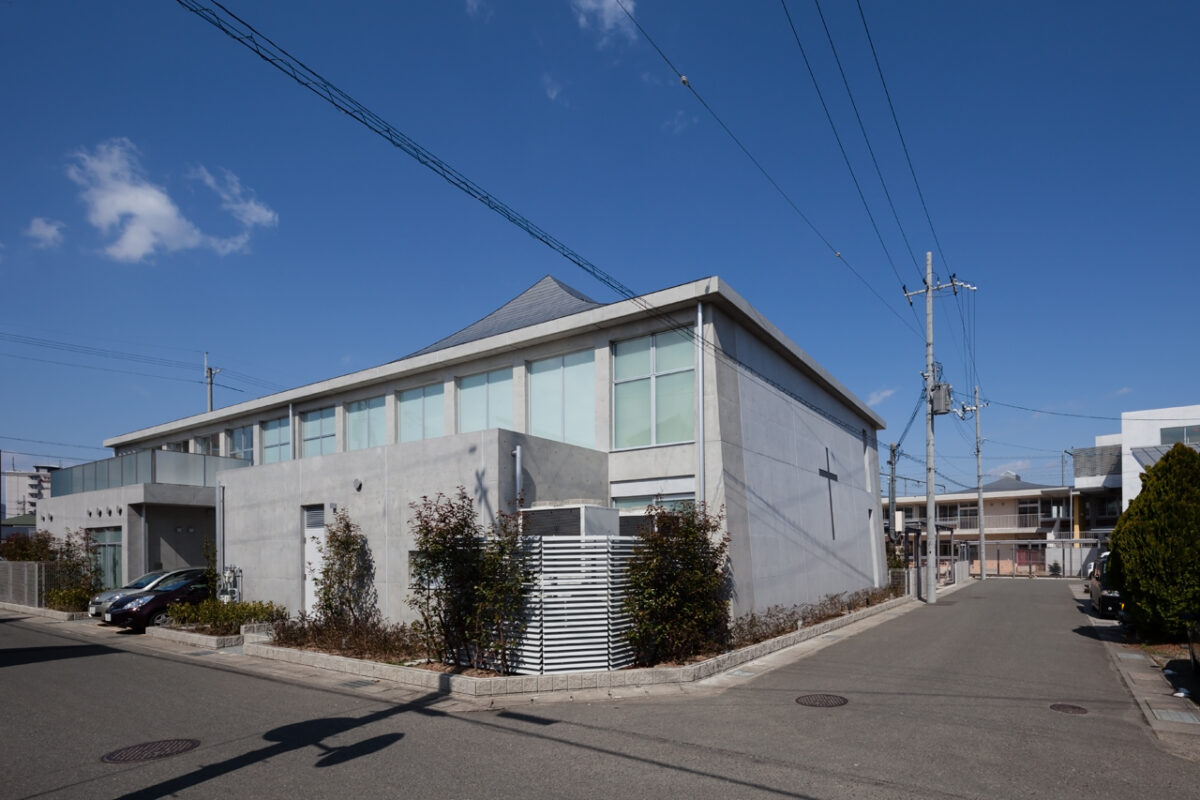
[1089,551,1121,618]
[88,568,204,620]
[104,571,210,632]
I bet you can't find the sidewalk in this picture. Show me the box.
[1073,583,1200,744]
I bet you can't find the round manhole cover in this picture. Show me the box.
[102,739,200,764]
[1050,703,1088,716]
[795,694,848,708]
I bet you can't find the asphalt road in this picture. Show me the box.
[2,579,1197,799]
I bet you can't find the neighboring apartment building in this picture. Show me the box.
[1,464,57,521]
[883,474,1073,577]
[38,276,887,621]
[1070,403,1200,531]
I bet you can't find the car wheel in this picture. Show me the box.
[149,610,171,628]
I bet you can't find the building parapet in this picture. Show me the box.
[49,451,249,497]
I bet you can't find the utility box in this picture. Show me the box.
[931,383,953,415]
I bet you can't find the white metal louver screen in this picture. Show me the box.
[515,506,638,674]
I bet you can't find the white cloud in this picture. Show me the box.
[867,388,896,407]
[571,0,635,43]
[542,73,563,102]
[465,0,492,20]
[1111,386,1133,396]
[66,138,276,263]
[25,217,66,249]
[662,109,698,135]
[190,166,279,228]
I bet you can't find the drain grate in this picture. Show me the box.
[102,739,200,764]
[796,694,848,708]
[1050,703,1088,715]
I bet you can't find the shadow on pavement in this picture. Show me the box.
[0,642,122,668]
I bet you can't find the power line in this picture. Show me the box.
[0,350,243,393]
[964,394,1199,423]
[0,435,108,452]
[807,0,923,281]
[177,0,887,446]
[616,0,922,339]
[0,450,90,464]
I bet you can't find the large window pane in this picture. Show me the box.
[487,369,513,430]
[612,329,694,449]
[528,358,563,440]
[301,407,335,457]
[655,328,693,372]
[613,336,651,380]
[263,417,291,464]
[563,350,595,447]
[458,373,488,433]
[423,385,444,438]
[655,370,695,443]
[614,379,651,448]
[401,384,445,442]
[347,396,385,451]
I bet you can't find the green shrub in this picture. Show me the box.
[167,599,287,636]
[46,586,92,612]
[312,509,379,627]
[407,488,531,674]
[624,503,730,665]
[1108,443,1200,639]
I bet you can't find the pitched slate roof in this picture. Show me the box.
[982,475,1054,492]
[405,275,603,358]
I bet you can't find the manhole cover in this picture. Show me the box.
[102,739,200,764]
[1050,704,1088,715]
[795,694,848,708]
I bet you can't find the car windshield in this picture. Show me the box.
[154,575,197,592]
[126,570,169,589]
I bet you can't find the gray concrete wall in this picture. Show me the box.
[710,311,885,616]
[219,429,608,623]
[37,485,216,584]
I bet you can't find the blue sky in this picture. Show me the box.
[1,1,1196,491]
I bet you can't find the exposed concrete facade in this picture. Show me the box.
[49,276,886,619]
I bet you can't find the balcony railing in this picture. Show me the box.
[50,451,249,497]
[919,513,1065,532]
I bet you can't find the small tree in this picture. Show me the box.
[624,503,730,665]
[1108,443,1200,639]
[0,530,56,562]
[312,509,379,627]
[45,528,102,611]
[408,488,530,673]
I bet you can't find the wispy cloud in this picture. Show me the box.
[571,0,636,44]
[662,109,697,135]
[867,388,896,407]
[25,217,66,249]
[66,138,276,263]
[542,73,563,102]
[1110,386,1133,396]
[190,166,278,229]
[465,0,492,21]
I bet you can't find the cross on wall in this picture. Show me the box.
[819,448,838,541]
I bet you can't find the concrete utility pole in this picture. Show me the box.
[904,252,976,604]
[204,352,221,413]
[958,386,987,580]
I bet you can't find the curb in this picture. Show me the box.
[242,594,915,699]
[0,601,88,621]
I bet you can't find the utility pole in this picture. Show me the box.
[904,252,975,603]
[204,352,221,413]
[888,442,918,598]
[958,386,987,580]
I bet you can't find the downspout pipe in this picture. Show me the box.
[696,301,705,506]
[512,444,523,508]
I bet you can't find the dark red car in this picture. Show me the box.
[104,571,210,632]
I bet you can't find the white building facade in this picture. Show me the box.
[39,276,887,621]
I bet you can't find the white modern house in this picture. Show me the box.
[38,276,887,624]
[1071,403,1200,523]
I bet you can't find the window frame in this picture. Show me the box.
[611,329,695,450]
[346,395,387,451]
[398,383,445,442]
[301,407,337,458]
[457,367,514,434]
[262,416,292,464]
[527,349,595,448]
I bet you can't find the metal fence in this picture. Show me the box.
[0,561,47,607]
[962,539,1103,579]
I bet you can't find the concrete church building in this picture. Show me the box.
[41,276,886,623]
